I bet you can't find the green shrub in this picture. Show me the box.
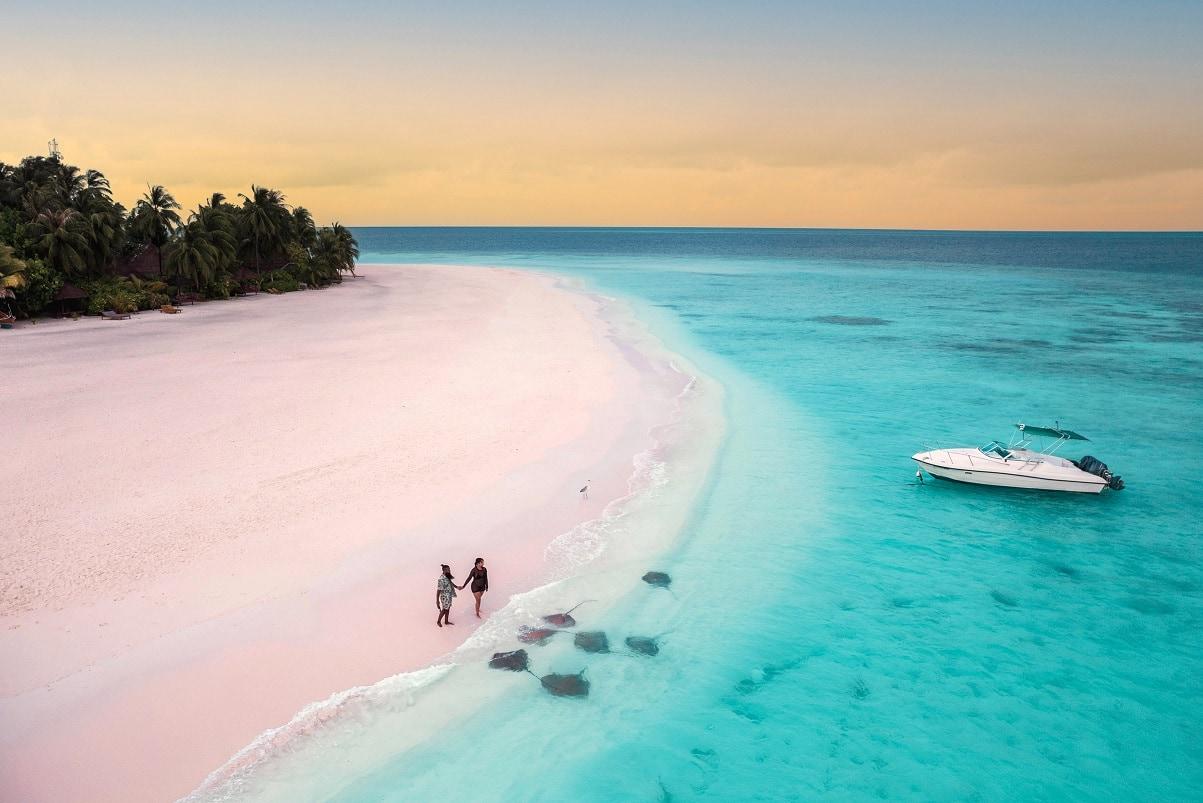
[145,291,170,308]
[112,292,138,314]
[84,279,140,314]
[262,271,300,293]
[11,259,62,317]
[120,277,170,310]
[201,279,231,300]
[0,208,37,259]
[86,292,137,314]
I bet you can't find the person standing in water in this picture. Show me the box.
[436,564,457,627]
[459,557,489,618]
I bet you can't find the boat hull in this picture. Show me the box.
[912,452,1106,494]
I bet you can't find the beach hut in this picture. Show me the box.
[113,245,162,279]
[54,283,87,317]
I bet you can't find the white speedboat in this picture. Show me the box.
[913,423,1124,494]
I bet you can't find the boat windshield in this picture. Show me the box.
[979,441,1012,459]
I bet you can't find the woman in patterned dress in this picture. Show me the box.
[436,564,457,627]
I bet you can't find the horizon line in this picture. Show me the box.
[342,225,1203,235]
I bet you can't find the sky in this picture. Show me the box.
[3,1,1202,229]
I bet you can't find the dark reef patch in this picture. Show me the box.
[1051,563,1080,579]
[945,338,1055,354]
[1124,597,1176,616]
[991,590,1019,608]
[809,315,890,326]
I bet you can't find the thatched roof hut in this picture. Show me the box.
[114,245,161,278]
[54,283,87,315]
[54,284,86,301]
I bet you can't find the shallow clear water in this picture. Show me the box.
[340,230,1201,800]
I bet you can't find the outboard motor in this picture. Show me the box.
[1073,455,1125,490]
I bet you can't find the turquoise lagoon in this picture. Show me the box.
[247,231,1203,800]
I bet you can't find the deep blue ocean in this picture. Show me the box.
[344,229,1201,801]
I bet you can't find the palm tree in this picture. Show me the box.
[207,217,237,275]
[1,244,27,291]
[332,222,359,276]
[130,185,182,276]
[35,208,89,277]
[54,164,87,207]
[80,210,122,274]
[20,179,55,222]
[310,229,342,285]
[0,162,16,207]
[292,206,317,250]
[165,220,222,292]
[84,169,111,197]
[79,197,124,275]
[238,185,289,279]
[0,245,23,315]
[310,224,359,284]
[56,169,123,276]
[190,200,238,279]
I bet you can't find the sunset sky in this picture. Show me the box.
[5,1,1201,229]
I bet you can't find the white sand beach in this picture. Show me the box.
[0,265,687,802]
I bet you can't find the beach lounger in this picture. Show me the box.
[100,310,131,321]
[160,304,182,314]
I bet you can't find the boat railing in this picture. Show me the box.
[942,448,1046,469]
[1009,431,1072,456]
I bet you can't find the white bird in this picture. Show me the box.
[579,481,590,500]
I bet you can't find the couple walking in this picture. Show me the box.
[435,557,489,626]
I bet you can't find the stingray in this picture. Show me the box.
[542,600,595,628]
[642,571,671,588]
[517,626,561,645]
[488,649,531,671]
[625,636,659,656]
[574,631,610,653]
[540,671,590,697]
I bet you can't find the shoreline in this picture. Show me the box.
[0,264,705,803]
[186,279,728,802]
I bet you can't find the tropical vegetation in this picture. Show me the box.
[0,151,359,319]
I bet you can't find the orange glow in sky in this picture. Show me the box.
[5,3,1201,229]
